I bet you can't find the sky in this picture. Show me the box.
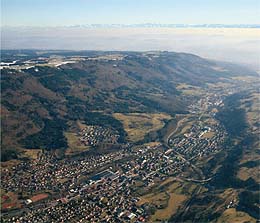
[1,0,260,27]
[1,0,260,70]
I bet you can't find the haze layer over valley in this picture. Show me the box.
[2,26,260,70]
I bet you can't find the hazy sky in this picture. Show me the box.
[2,0,260,26]
[1,0,260,70]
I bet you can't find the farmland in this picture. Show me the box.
[113,113,172,142]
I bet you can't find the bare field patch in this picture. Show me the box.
[217,208,256,223]
[1,191,21,210]
[167,182,182,193]
[176,83,204,96]
[180,123,192,134]
[137,192,168,207]
[201,131,215,139]
[151,193,187,222]
[239,141,260,165]
[159,177,176,187]
[142,142,161,148]
[65,132,90,155]
[172,116,195,136]
[1,159,20,170]
[218,188,237,200]
[204,117,218,125]
[22,149,42,160]
[113,113,172,142]
[138,181,188,222]
[240,91,260,128]
[237,167,260,183]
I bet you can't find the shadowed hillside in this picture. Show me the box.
[1,50,257,160]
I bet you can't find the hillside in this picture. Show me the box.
[1,50,257,160]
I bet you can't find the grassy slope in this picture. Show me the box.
[113,113,171,142]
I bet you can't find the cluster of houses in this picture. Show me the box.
[2,142,187,222]
[118,146,186,189]
[2,125,228,223]
[169,122,226,160]
[2,88,231,222]
[79,126,120,146]
[190,93,223,113]
[1,150,128,196]
[4,169,147,223]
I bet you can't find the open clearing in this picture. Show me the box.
[1,159,20,170]
[201,131,215,139]
[21,149,42,159]
[65,132,90,155]
[176,83,204,96]
[1,191,21,210]
[217,208,256,223]
[151,193,187,222]
[237,166,260,183]
[113,113,172,142]
[137,192,169,207]
[237,146,260,183]
[239,91,260,131]
[137,181,188,222]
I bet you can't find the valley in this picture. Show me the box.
[1,50,259,222]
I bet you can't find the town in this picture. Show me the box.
[1,86,234,222]
[79,125,120,146]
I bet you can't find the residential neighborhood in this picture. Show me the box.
[79,126,120,146]
[1,89,235,222]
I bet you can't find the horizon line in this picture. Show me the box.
[1,23,260,29]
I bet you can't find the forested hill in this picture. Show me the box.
[1,50,257,160]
